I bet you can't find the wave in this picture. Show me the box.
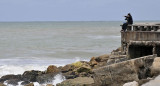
[3,73,65,86]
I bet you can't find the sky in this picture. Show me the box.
[0,0,160,21]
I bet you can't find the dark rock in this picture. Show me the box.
[61,64,75,73]
[22,70,42,82]
[21,81,30,85]
[56,77,94,86]
[6,79,20,85]
[62,71,78,79]
[37,73,56,84]
[76,66,91,73]
[93,55,156,86]
[0,74,22,83]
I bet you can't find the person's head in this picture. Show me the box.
[128,13,131,17]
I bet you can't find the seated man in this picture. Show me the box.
[122,13,133,32]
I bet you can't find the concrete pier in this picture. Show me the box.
[121,23,160,59]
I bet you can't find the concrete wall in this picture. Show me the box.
[121,32,160,43]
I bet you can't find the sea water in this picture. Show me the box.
[0,21,157,85]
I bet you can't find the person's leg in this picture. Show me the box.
[123,23,128,32]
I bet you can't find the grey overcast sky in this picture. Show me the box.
[0,0,159,21]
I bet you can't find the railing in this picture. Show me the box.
[120,24,160,31]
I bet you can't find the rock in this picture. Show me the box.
[46,84,54,86]
[37,73,56,84]
[21,81,30,85]
[89,57,98,67]
[46,65,60,74]
[151,57,160,76]
[95,54,110,62]
[123,81,139,86]
[61,64,75,73]
[107,55,127,65]
[24,83,34,86]
[62,71,78,79]
[61,61,92,79]
[0,83,6,86]
[112,47,122,52]
[56,77,94,86]
[138,79,152,85]
[22,70,42,82]
[93,55,156,86]
[76,66,91,73]
[6,79,20,85]
[141,75,160,86]
[0,74,22,83]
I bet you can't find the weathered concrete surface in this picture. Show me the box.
[93,55,156,86]
[121,32,160,43]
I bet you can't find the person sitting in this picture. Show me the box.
[121,13,133,32]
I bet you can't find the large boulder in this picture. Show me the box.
[89,54,110,68]
[93,55,156,86]
[0,74,22,83]
[22,70,43,82]
[61,61,92,79]
[56,77,94,86]
[151,57,160,76]
[61,64,75,73]
[46,65,60,74]
[36,73,56,84]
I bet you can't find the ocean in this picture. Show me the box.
[0,21,158,85]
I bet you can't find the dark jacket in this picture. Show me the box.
[127,16,133,24]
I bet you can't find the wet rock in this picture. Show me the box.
[46,65,60,74]
[37,73,56,84]
[24,83,34,86]
[22,70,42,82]
[56,77,94,86]
[0,74,22,83]
[6,79,20,85]
[93,55,156,86]
[21,81,30,85]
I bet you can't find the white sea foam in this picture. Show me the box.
[53,73,66,85]
[0,65,47,78]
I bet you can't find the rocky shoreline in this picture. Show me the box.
[1,47,160,86]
